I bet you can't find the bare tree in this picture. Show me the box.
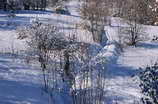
[17,21,71,88]
[113,0,148,46]
[80,0,110,43]
[119,23,148,46]
[113,0,158,25]
[17,21,100,104]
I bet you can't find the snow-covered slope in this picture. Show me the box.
[0,1,85,104]
[95,21,158,103]
[1,0,158,104]
[0,54,48,104]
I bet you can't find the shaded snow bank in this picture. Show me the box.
[98,42,121,61]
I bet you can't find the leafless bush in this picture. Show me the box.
[17,21,106,104]
[113,0,158,25]
[70,49,107,104]
[116,0,148,47]
[119,22,148,47]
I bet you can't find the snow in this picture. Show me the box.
[95,21,158,103]
[0,0,158,104]
[104,42,158,103]
[0,30,26,52]
[118,43,158,69]
[0,54,48,104]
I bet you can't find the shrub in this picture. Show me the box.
[139,63,158,104]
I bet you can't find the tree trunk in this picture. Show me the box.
[64,51,70,77]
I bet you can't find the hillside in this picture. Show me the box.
[0,0,158,104]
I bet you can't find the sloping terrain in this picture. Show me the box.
[0,54,47,104]
[0,1,94,104]
[0,0,158,104]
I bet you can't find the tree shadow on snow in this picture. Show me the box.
[137,42,158,49]
[0,15,34,30]
[108,63,141,78]
[0,79,47,104]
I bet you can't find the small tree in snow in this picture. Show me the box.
[17,21,70,89]
[119,2,148,47]
[117,0,148,47]
[120,23,147,46]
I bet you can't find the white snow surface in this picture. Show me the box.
[0,55,48,104]
[97,23,158,103]
[0,0,158,104]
